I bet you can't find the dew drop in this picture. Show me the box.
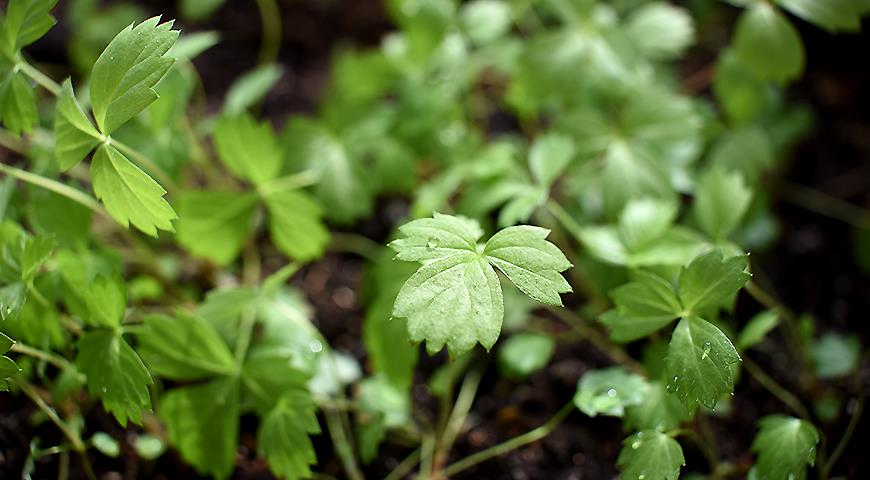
[309,340,323,353]
[427,236,440,249]
[631,441,642,449]
[101,387,108,393]
[638,474,646,479]
[607,388,617,398]
[701,342,712,360]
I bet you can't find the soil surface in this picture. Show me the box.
[1,1,868,479]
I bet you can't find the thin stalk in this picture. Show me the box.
[548,306,645,375]
[10,343,79,376]
[434,366,484,473]
[780,181,870,229]
[255,0,283,66]
[384,447,422,480]
[233,244,265,365]
[329,232,382,262]
[0,127,27,153]
[545,200,584,239]
[257,169,321,196]
[418,433,436,479]
[110,138,178,193]
[441,401,574,477]
[17,60,61,96]
[744,280,810,368]
[742,356,811,419]
[13,379,85,452]
[0,163,104,214]
[821,394,865,479]
[324,407,364,480]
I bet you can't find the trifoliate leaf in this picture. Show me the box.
[224,64,283,116]
[678,250,750,313]
[76,331,152,425]
[0,0,57,54]
[666,316,741,411]
[737,310,779,350]
[176,190,258,265]
[574,367,649,417]
[694,168,752,241]
[389,212,482,262]
[264,190,330,262]
[54,79,101,170]
[0,70,37,135]
[733,4,804,84]
[137,313,236,380]
[258,390,321,480]
[626,2,695,61]
[213,113,282,185]
[497,332,555,379]
[811,333,860,379]
[484,226,572,306]
[529,133,575,190]
[90,16,179,134]
[601,271,682,342]
[90,144,177,236]
[617,431,685,480]
[751,415,819,480]
[777,0,867,32]
[160,378,239,480]
[625,381,689,432]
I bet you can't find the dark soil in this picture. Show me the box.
[2,1,869,479]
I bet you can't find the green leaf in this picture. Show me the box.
[0,354,21,390]
[733,4,804,84]
[626,2,695,60]
[0,332,13,353]
[389,212,482,262]
[265,190,330,262]
[619,198,678,252]
[133,433,165,460]
[666,316,741,411]
[168,30,220,61]
[694,168,752,240]
[242,348,311,414]
[737,310,779,350]
[708,127,774,182]
[678,250,750,313]
[528,133,575,189]
[54,79,101,170]
[213,113,282,185]
[617,431,685,480]
[258,390,321,480]
[27,188,91,248]
[0,0,57,53]
[224,64,283,116]
[777,0,867,32]
[91,432,121,457]
[713,49,771,125]
[76,331,152,426]
[574,367,649,417]
[180,0,227,21]
[160,378,239,480]
[459,0,511,44]
[484,225,572,306]
[90,16,179,133]
[0,70,37,135]
[601,271,681,342]
[751,415,819,480]
[90,144,177,236]
[81,276,125,328]
[625,381,689,432]
[175,190,258,265]
[811,333,860,379]
[137,313,236,380]
[497,332,555,379]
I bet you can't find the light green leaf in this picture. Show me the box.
[694,168,752,240]
[529,133,575,189]
[666,316,741,411]
[28,188,91,248]
[708,127,774,182]
[574,367,649,417]
[625,381,689,432]
[90,144,177,236]
[713,49,771,125]
[0,70,37,135]
[617,431,685,480]
[160,378,239,480]
[76,331,152,426]
[777,0,867,32]
[180,0,226,20]
[242,348,311,414]
[751,415,819,480]
[54,79,101,170]
[90,16,179,133]
[737,310,779,350]
[678,250,750,313]
[133,433,165,460]
[168,30,220,61]
[81,276,125,328]
[733,4,804,84]
[394,253,503,356]
[601,271,681,342]
[497,332,555,379]
[579,227,629,265]
[224,64,283,116]
[258,390,321,480]
[626,2,695,60]
[484,225,572,306]
[264,190,330,262]
[811,333,860,379]
[137,313,236,380]
[389,212,482,262]
[619,198,678,252]
[91,432,120,457]
[213,113,282,185]
[1,0,57,53]
[460,0,511,44]
[176,190,258,265]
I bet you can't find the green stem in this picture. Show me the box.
[822,394,864,479]
[257,169,321,196]
[744,280,810,368]
[384,447,422,480]
[742,356,810,419]
[0,127,27,153]
[441,401,574,477]
[779,181,870,229]
[255,0,283,66]
[548,306,645,375]
[10,343,80,376]
[110,138,178,193]
[545,199,584,239]
[17,60,61,96]
[13,379,85,452]
[324,407,364,480]
[329,232,382,262]
[0,163,105,214]
[434,365,484,473]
